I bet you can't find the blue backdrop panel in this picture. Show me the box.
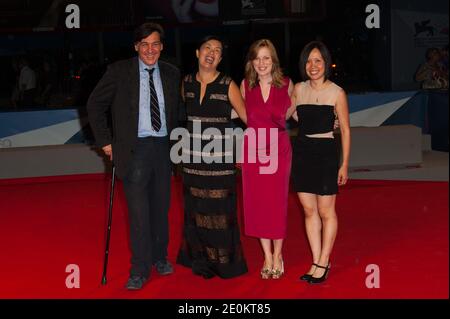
[0,109,80,138]
[382,92,429,133]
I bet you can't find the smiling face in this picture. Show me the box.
[196,39,223,70]
[252,46,273,79]
[134,31,163,66]
[306,48,326,81]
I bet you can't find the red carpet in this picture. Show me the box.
[0,174,448,299]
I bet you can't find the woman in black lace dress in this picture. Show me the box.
[176,36,248,279]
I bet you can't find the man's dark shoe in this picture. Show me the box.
[125,275,147,290]
[155,260,174,275]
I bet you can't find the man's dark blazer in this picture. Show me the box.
[87,57,181,179]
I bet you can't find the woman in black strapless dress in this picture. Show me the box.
[287,41,351,284]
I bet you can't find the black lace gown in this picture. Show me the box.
[176,72,248,279]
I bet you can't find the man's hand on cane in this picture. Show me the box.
[102,144,113,161]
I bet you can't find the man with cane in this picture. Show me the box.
[87,22,181,290]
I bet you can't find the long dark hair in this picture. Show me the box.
[299,41,332,81]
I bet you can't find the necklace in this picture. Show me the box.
[311,88,320,103]
[309,80,327,104]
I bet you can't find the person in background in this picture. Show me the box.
[415,47,448,90]
[18,58,37,107]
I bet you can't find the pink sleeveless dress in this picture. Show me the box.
[241,78,292,239]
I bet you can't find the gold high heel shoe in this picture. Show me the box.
[260,260,273,280]
[260,266,272,279]
[271,259,284,279]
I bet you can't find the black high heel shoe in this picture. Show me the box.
[308,262,331,284]
[299,263,319,281]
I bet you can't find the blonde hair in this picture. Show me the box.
[244,39,285,89]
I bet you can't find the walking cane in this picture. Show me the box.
[101,165,116,285]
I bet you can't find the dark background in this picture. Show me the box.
[0,0,447,109]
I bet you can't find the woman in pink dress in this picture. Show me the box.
[240,39,293,279]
